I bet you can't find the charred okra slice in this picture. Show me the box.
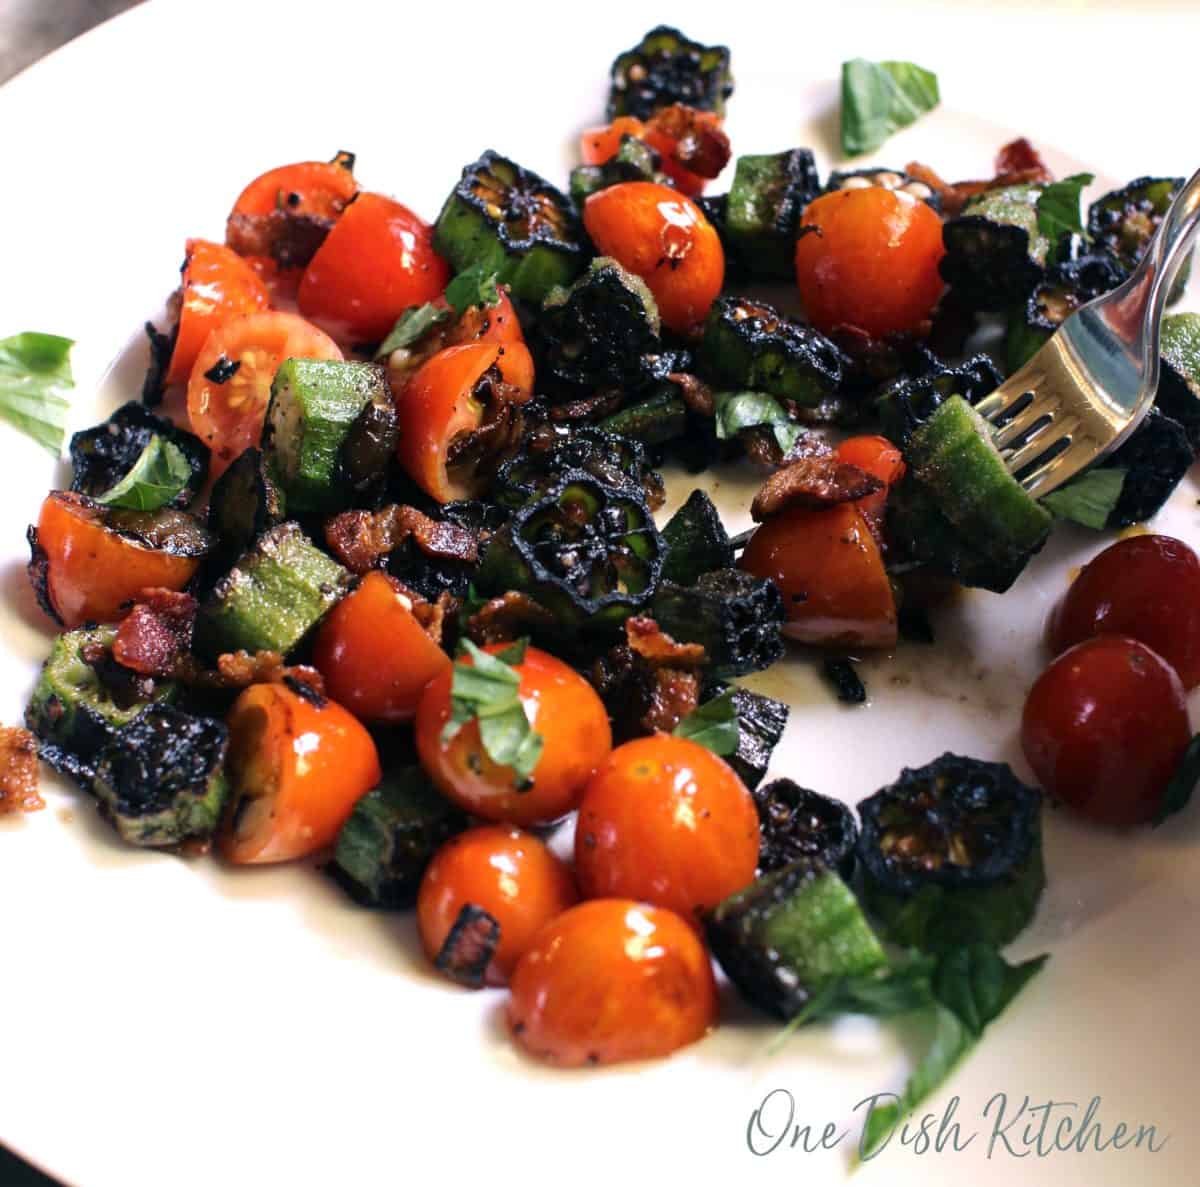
[607,25,733,120]
[698,296,843,406]
[754,778,858,880]
[856,752,1045,949]
[207,447,286,570]
[874,353,1003,447]
[92,705,230,847]
[195,522,351,658]
[1102,408,1194,527]
[596,385,689,445]
[706,859,888,1021]
[569,136,666,204]
[723,687,788,791]
[434,151,586,305]
[659,489,734,584]
[1089,175,1190,302]
[825,166,941,211]
[724,149,821,278]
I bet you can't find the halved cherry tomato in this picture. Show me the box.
[395,340,534,503]
[740,503,898,648]
[795,188,945,337]
[835,434,906,529]
[221,681,381,864]
[1047,534,1200,690]
[574,735,759,921]
[312,572,451,723]
[583,181,724,333]
[415,643,612,827]
[229,153,359,222]
[417,825,577,986]
[187,310,343,476]
[298,192,450,343]
[165,239,271,386]
[1021,635,1191,828]
[30,492,206,628]
[508,899,717,1067]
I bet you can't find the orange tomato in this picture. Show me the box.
[228,155,359,222]
[579,108,728,197]
[221,681,381,864]
[835,434,906,529]
[417,825,577,986]
[508,899,717,1067]
[574,735,759,921]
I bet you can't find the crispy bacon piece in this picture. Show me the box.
[648,105,732,179]
[0,727,43,815]
[466,591,557,646]
[548,389,625,423]
[112,589,197,676]
[667,371,715,418]
[215,650,326,696]
[411,591,458,648]
[325,505,478,575]
[906,138,1054,219]
[625,616,707,668]
[751,457,882,521]
[741,424,833,471]
[994,138,1053,183]
[225,211,334,271]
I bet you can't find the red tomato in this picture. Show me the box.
[1021,636,1191,828]
[186,310,343,475]
[740,503,898,648]
[221,681,381,864]
[1047,534,1200,689]
[417,825,577,986]
[508,899,717,1067]
[229,154,359,221]
[298,192,450,343]
[166,240,271,386]
[580,108,728,197]
[574,735,759,921]
[312,571,451,723]
[794,188,945,337]
[415,643,612,827]
[835,435,906,529]
[583,181,723,333]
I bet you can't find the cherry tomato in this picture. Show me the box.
[394,340,534,503]
[187,310,343,476]
[298,192,450,343]
[580,117,647,165]
[574,735,759,920]
[1047,534,1200,690]
[229,154,359,222]
[835,434,906,529]
[583,181,723,333]
[312,571,451,723]
[1021,636,1191,828]
[415,643,612,827]
[221,681,381,864]
[740,503,898,648]
[508,899,717,1067]
[165,239,271,386]
[580,108,727,197]
[30,492,205,628]
[794,188,945,337]
[417,825,577,986]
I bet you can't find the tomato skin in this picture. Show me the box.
[32,492,202,628]
[1021,636,1191,828]
[574,735,759,921]
[835,435,905,529]
[415,644,612,827]
[740,503,898,649]
[221,682,382,864]
[508,899,717,1067]
[794,188,945,337]
[229,158,358,221]
[583,182,723,333]
[298,192,450,343]
[580,117,646,165]
[417,825,577,986]
[312,572,451,723]
[1047,535,1200,690]
[166,240,271,385]
[579,111,723,197]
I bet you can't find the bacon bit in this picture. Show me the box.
[112,589,197,676]
[994,138,1053,184]
[625,617,707,669]
[905,140,1053,219]
[647,105,732,179]
[548,389,625,423]
[325,505,478,574]
[225,211,335,271]
[467,591,557,645]
[741,425,833,471]
[642,668,702,735]
[667,371,715,417]
[751,457,883,522]
[0,728,43,815]
[412,591,458,647]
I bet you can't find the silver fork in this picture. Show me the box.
[974,167,1200,498]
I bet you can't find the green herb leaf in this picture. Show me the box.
[714,391,802,456]
[1036,173,1094,244]
[0,331,75,455]
[1154,731,1200,825]
[673,689,739,756]
[94,434,192,511]
[445,262,501,313]
[1040,466,1125,530]
[840,59,940,158]
[374,303,453,359]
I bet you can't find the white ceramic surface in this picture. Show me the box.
[1,3,1198,1185]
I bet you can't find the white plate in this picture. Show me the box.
[2,3,1198,1185]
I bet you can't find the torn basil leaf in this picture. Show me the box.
[1040,466,1126,530]
[444,262,501,313]
[673,689,739,756]
[714,390,802,456]
[0,331,74,455]
[375,303,453,359]
[1036,173,1095,245]
[94,434,193,511]
[840,59,940,158]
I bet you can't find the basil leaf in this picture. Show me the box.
[375,303,453,359]
[445,262,501,313]
[1036,173,1095,243]
[94,434,192,511]
[673,689,739,756]
[713,391,802,455]
[1041,466,1125,530]
[841,59,940,158]
[1154,732,1200,826]
[0,331,74,455]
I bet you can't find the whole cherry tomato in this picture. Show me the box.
[417,825,577,986]
[508,899,717,1067]
[835,434,906,530]
[312,571,451,723]
[795,188,945,337]
[583,181,723,333]
[415,643,612,827]
[574,735,759,920]
[1047,534,1200,689]
[298,192,450,343]
[1021,635,1192,828]
[221,681,381,864]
